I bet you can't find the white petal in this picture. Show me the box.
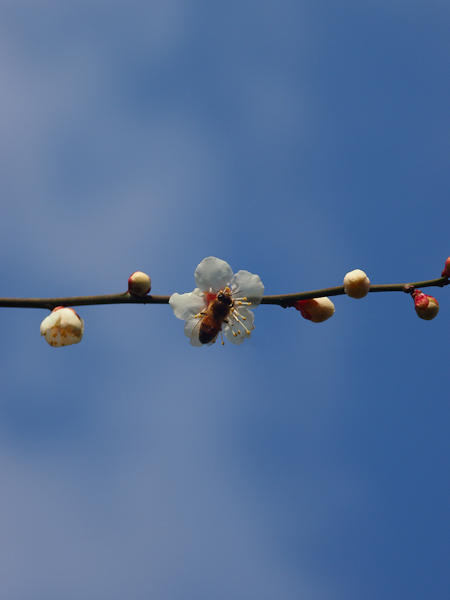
[169,289,206,320]
[40,311,60,335]
[42,322,83,347]
[236,306,255,324]
[230,271,264,306]
[56,328,82,346]
[223,325,246,345]
[58,309,83,334]
[194,257,233,293]
[183,318,204,346]
[183,316,199,338]
[223,306,255,345]
[44,327,60,346]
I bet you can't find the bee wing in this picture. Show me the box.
[184,316,205,347]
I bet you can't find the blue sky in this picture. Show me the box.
[0,2,449,598]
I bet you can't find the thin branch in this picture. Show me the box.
[0,293,171,310]
[0,276,448,311]
[262,276,449,307]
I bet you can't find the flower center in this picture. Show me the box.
[194,287,254,343]
[205,291,217,305]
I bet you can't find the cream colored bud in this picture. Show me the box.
[294,298,335,322]
[343,269,370,299]
[40,307,84,347]
[128,271,151,296]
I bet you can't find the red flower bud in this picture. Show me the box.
[441,256,450,278]
[412,289,439,320]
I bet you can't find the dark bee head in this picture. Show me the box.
[217,291,232,305]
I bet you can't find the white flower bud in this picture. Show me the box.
[343,269,370,299]
[294,298,335,322]
[128,271,151,296]
[40,307,84,347]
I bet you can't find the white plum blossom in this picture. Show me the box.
[40,306,84,347]
[169,256,264,346]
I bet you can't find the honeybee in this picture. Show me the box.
[198,288,234,344]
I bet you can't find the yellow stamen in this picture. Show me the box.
[229,310,252,336]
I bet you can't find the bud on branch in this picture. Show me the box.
[0,255,449,348]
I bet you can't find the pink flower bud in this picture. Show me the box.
[128,271,151,296]
[441,256,450,278]
[343,269,370,299]
[40,306,84,347]
[412,289,439,320]
[293,297,335,323]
